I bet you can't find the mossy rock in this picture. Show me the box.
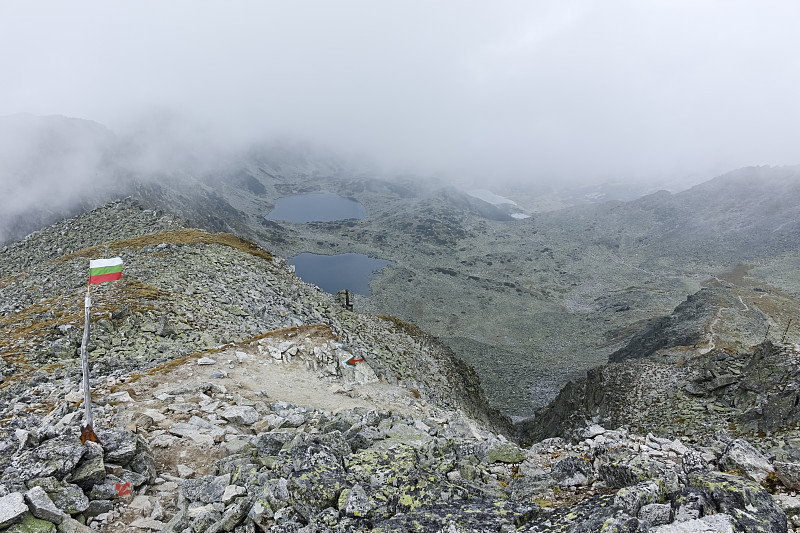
[4,513,57,533]
[488,443,526,464]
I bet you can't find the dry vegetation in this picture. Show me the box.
[60,229,273,263]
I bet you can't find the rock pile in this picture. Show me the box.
[1,385,798,532]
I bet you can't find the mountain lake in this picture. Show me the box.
[266,192,367,222]
[289,253,392,296]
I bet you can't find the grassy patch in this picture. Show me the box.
[60,229,273,262]
[377,315,426,338]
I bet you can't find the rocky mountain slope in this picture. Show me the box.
[196,162,800,419]
[529,263,800,442]
[3,114,800,424]
[4,201,800,532]
[0,199,503,429]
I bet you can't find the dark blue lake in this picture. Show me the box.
[289,253,392,296]
[266,192,367,222]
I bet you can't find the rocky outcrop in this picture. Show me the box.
[1,381,795,533]
[526,340,800,444]
[610,288,736,363]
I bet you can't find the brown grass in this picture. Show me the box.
[60,229,272,263]
[377,315,425,337]
[1,229,275,393]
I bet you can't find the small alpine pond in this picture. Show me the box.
[266,192,367,223]
[289,253,392,296]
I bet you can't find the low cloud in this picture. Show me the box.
[1,1,799,190]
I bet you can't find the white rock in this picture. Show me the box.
[197,357,216,365]
[129,495,154,517]
[150,499,164,521]
[265,414,286,430]
[773,493,800,515]
[168,425,214,446]
[187,504,215,518]
[149,434,179,448]
[719,439,774,484]
[582,424,606,439]
[14,429,29,448]
[200,400,221,413]
[141,408,167,423]
[25,486,66,524]
[61,516,94,532]
[0,492,28,529]
[167,403,195,413]
[129,517,165,530]
[645,434,662,450]
[160,482,179,493]
[106,391,134,403]
[221,406,260,425]
[651,513,734,532]
[669,439,689,455]
[177,464,195,478]
[278,341,294,353]
[221,485,246,504]
[65,390,84,403]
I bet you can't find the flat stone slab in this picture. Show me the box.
[25,486,66,524]
[0,492,28,528]
[220,406,259,425]
[130,517,166,530]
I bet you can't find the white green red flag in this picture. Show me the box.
[89,257,123,284]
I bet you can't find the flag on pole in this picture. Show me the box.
[89,257,124,284]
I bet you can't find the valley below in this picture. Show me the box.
[176,163,800,420]
[4,121,800,420]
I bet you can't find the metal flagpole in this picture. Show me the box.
[80,282,100,443]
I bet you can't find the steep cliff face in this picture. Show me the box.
[527,340,800,446]
[608,288,749,363]
[524,262,800,446]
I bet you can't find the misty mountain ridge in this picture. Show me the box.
[3,113,800,422]
[0,113,706,246]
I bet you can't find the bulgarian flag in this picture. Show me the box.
[89,257,124,284]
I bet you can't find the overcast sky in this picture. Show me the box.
[1,1,799,185]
